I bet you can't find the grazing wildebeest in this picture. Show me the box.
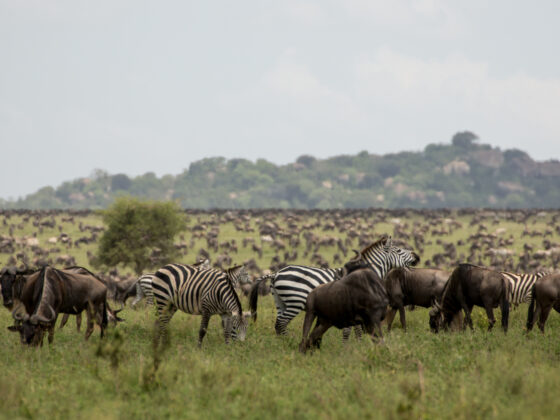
[429,264,510,333]
[384,267,450,331]
[250,235,419,340]
[299,264,389,354]
[526,273,560,333]
[7,266,110,346]
[1,266,36,309]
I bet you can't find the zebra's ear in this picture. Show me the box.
[386,236,393,248]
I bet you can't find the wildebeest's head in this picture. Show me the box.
[428,303,443,333]
[0,267,17,309]
[343,256,369,276]
[8,305,55,346]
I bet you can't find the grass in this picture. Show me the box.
[1,209,560,419]
[1,297,560,419]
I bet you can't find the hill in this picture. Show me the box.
[3,132,560,209]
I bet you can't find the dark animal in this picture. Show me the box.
[7,266,110,346]
[429,264,510,333]
[384,267,449,331]
[1,266,36,309]
[249,235,419,339]
[526,273,560,333]
[299,267,388,353]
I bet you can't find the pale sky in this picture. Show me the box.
[1,1,560,199]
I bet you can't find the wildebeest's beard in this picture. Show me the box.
[429,308,442,333]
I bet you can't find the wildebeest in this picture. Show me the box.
[1,266,36,309]
[429,264,510,333]
[299,263,388,354]
[384,267,449,331]
[7,266,111,346]
[526,273,560,333]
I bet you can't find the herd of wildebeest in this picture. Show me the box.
[1,208,560,352]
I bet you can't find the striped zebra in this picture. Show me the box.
[131,259,211,308]
[152,263,250,347]
[501,271,548,306]
[250,234,419,336]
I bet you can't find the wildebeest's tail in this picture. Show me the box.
[501,276,510,332]
[526,283,537,330]
[102,300,108,330]
[249,274,272,322]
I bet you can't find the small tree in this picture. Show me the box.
[93,197,186,275]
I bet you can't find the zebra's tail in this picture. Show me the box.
[526,283,537,331]
[249,275,271,322]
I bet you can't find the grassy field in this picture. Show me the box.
[1,209,560,419]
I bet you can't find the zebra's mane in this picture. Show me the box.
[358,234,389,257]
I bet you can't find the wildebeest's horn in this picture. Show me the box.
[35,304,56,324]
[352,249,360,258]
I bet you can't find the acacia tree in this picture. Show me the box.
[93,197,186,275]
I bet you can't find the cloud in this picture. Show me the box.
[353,48,560,141]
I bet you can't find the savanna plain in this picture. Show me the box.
[1,209,560,420]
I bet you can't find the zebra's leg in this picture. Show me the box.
[342,327,352,343]
[131,283,144,308]
[154,303,177,349]
[274,310,299,336]
[198,313,212,347]
[221,314,234,344]
[354,325,363,340]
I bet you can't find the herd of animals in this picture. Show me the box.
[1,208,560,352]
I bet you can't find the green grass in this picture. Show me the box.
[1,297,560,419]
[1,209,560,419]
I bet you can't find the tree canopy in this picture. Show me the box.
[92,197,185,275]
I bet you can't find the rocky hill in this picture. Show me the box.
[2,132,559,209]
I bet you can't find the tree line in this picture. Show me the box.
[2,132,560,209]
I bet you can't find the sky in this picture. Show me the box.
[1,1,560,199]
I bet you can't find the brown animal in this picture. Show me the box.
[429,264,510,333]
[7,266,110,346]
[299,265,388,354]
[526,273,560,333]
[384,267,449,331]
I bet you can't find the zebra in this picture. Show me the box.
[131,259,212,308]
[152,263,251,348]
[501,271,548,307]
[249,234,419,337]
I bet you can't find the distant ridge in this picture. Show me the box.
[2,132,560,209]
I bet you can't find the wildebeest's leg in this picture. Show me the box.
[59,313,70,330]
[462,305,474,330]
[85,303,95,341]
[398,305,407,332]
[484,306,496,331]
[76,313,82,332]
[198,313,212,347]
[299,310,317,353]
[538,304,553,333]
[385,307,397,331]
[308,318,331,351]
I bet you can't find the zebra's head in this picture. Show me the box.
[359,235,420,278]
[231,311,251,342]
